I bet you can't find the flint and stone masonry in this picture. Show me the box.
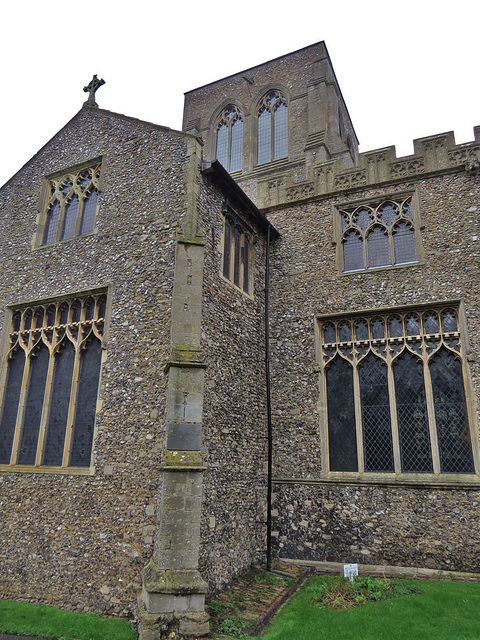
[1,41,480,639]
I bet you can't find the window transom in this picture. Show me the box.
[318,303,477,478]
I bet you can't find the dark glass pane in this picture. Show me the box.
[394,352,432,472]
[257,109,271,165]
[339,322,351,342]
[43,341,75,466]
[229,119,243,173]
[84,297,95,321]
[367,226,390,267]
[354,208,371,231]
[223,219,232,279]
[71,299,81,323]
[59,302,69,325]
[97,294,107,320]
[79,170,91,190]
[393,222,417,264]
[23,309,33,331]
[273,102,288,160]
[242,238,250,294]
[343,231,364,271]
[403,198,413,218]
[18,345,50,465]
[323,323,336,343]
[327,357,357,471]
[406,314,420,336]
[0,349,25,464]
[70,338,102,467]
[371,317,385,339]
[60,179,73,195]
[424,311,439,334]
[80,189,97,235]
[43,200,61,244]
[355,320,369,341]
[216,123,228,168]
[233,227,241,287]
[389,316,403,338]
[442,310,457,332]
[378,203,398,227]
[430,349,474,473]
[360,354,394,472]
[340,212,349,230]
[12,311,21,332]
[61,196,79,240]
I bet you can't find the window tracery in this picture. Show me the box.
[0,292,107,470]
[40,163,101,246]
[318,304,476,478]
[339,195,418,272]
[215,107,243,173]
[257,92,288,165]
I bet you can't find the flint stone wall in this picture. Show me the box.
[267,168,480,572]
[196,172,269,592]
[0,107,189,617]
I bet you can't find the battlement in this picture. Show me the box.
[256,126,480,209]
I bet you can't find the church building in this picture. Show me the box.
[0,42,479,638]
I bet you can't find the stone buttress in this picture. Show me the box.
[140,136,210,639]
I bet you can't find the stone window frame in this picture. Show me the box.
[220,206,254,298]
[333,190,424,274]
[256,90,288,166]
[0,289,109,475]
[215,105,244,174]
[34,159,103,248]
[315,300,480,486]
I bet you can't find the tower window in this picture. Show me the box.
[215,107,243,173]
[257,92,288,165]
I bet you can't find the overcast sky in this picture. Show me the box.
[1,1,479,188]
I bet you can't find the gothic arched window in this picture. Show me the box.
[339,195,418,272]
[215,107,243,173]
[318,304,476,477]
[257,92,288,165]
[41,163,101,246]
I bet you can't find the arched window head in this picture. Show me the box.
[257,92,288,165]
[215,106,243,173]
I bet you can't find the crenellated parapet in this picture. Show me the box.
[256,126,480,209]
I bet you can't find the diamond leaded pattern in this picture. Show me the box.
[319,304,476,476]
[339,196,417,272]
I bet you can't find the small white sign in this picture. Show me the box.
[343,563,359,582]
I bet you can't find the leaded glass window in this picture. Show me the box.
[215,107,243,173]
[40,164,101,246]
[222,214,253,295]
[318,303,476,477]
[0,293,106,469]
[257,92,288,165]
[339,195,418,272]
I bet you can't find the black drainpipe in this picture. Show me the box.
[265,224,273,571]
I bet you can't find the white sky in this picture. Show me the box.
[1,1,479,188]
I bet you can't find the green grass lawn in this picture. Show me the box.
[0,599,136,640]
[249,575,480,640]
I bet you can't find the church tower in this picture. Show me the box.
[183,42,359,208]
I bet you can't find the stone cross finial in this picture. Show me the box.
[83,75,105,108]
